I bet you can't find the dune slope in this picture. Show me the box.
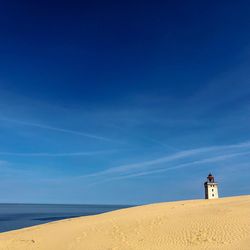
[0,195,250,250]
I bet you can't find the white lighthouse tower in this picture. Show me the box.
[204,173,219,199]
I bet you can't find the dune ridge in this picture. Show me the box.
[0,195,250,250]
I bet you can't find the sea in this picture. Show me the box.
[0,203,131,233]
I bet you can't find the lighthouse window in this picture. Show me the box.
[212,189,214,191]
[212,194,214,197]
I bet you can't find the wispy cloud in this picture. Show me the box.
[77,140,250,182]
[0,117,115,142]
[0,150,119,157]
[103,151,250,182]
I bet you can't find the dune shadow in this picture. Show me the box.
[33,216,79,221]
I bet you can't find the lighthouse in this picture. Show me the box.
[204,173,219,199]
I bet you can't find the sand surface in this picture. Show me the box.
[0,195,250,250]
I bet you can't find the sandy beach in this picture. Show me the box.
[0,195,249,250]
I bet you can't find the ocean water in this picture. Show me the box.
[0,203,131,233]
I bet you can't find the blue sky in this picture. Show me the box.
[0,1,250,204]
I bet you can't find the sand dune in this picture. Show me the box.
[0,195,250,250]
